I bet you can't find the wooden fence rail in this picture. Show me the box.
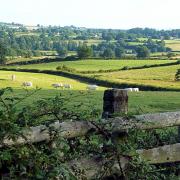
[1,111,180,147]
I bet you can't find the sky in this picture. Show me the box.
[1,0,180,29]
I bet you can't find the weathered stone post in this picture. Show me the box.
[102,89,128,119]
[178,127,180,143]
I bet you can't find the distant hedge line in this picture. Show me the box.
[0,67,180,92]
[7,57,180,75]
[6,56,78,66]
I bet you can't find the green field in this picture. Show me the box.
[2,88,180,116]
[0,58,179,115]
[165,39,180,51]
[0,69,179,114]
[0,70,105,90]
[8,60,176,71]
[91,65,180,89]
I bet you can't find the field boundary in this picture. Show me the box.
[76,60,180,74]
[6,58,180,74]
[0,67,180,92]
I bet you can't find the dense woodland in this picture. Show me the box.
[1,22,179,63]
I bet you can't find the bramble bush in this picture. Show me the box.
[0,88,179,179]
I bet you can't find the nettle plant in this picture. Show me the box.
[0,87,178,179]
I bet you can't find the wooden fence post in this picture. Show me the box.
[102,89,128,119]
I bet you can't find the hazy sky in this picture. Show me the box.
[1,0,180,29]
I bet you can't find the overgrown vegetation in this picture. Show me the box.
[175,69,180,81]
[0,88,179,179]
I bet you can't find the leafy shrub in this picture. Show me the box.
[0,88,179,179]
[56,65,76,73]
[175,69,180,81]
[122,66,130,70]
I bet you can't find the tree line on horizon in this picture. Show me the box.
[0,24,176,63]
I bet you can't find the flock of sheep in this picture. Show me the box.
[12,75,140,91]
[125,88,139,92]
[22,82,99,90]
[22,82,139,92]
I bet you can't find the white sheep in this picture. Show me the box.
[22,82,33,87]
[11,75,16,81]
[52,83,63,88]
[133,88,139,92]
[125,88,133,92]
[63,84,72,89]
[86,85,98,90]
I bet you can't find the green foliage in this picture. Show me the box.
[102,48,115,59]
[77,45,92,59]
[136,46,150,58]
[175,69,180,81]
[0,88,100,179]
[57,47,68,57]
[56,64,76,73]
[0,42,8,64]
[0,88,179,179]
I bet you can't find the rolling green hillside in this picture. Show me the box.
[91,65,180,89]
[0,70,104,90]
[7,60,176,71]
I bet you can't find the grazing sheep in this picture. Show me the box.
[22,82,33,87]
[86,85,98,90]
[11,74,16,81]
[125,88,133,92]
[63,84,72,89]
[133,88,139,92]
[52,83,63,88]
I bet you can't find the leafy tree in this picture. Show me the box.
[77,45,92,59]
[102,48,115,59]
[115,47,125,58]
[136,46,150,58]
[0,42,7,64]
[57,47,68,57]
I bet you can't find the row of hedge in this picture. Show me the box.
[0,67,180,92]
[6,56,78,66]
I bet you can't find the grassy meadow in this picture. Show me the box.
[6,59,179,90]
[0,69,179,115]
[91,65,180,89]
[7,59,176,71]
[3,89,180,115]
[0,70,104,90]
[0,58,179,115]
[165,39,180,51]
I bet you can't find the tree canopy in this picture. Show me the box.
[136,46,150,58]
[0,42,7,64]
[77,45,92,59]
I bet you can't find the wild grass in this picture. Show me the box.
[90,65,180,89]
[7,59,176,71]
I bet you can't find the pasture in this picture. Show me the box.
[3,89,180,116]
[0,70,104,90]
[0,69,179,114]
[165,39,180,51]
[7,59,176,71]
[90,65,180,90]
